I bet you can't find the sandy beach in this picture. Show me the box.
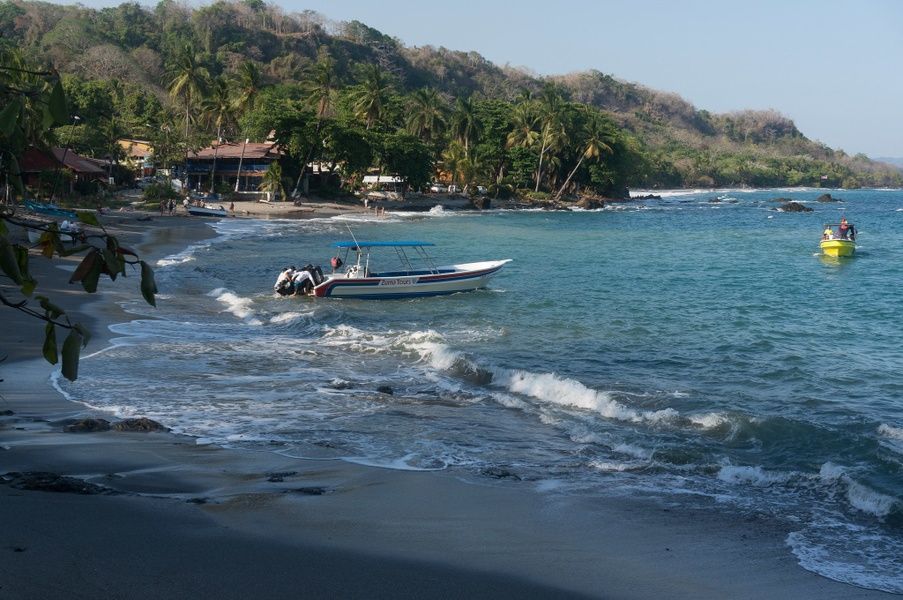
[0,208,894,599]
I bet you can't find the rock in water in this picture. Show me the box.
[376,385,394,395]
[112,417,170,432]
[776,201,813,212]
[63,418,111,433]
[2,471,114,495]
[576,197,604,210]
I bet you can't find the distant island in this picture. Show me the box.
[1,0,900,204]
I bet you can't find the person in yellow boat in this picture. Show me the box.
[823,226,834,240]
[839,217,850,239]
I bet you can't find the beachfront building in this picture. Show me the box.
[19,147,108,196]
[117,139,155,178]
[185,141,282,194]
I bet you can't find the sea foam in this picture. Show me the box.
[209,288,263,325]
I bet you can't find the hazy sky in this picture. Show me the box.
[72,0,903,157]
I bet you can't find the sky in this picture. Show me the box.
[71,0,903,157]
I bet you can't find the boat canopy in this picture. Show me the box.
[332,241,435,248]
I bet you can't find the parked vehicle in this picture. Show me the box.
[429,183,447,193]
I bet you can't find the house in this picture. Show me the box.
[19,147,108,195]
[185,141,282,193]
[118,139,155,178]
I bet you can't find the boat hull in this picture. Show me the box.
[24,200,77,219]
[187,206,228,217]
[820,239,855,257]
[313,260,510,299]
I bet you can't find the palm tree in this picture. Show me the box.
[554,112,615,200]
[167,43,209,141]
[350,64,392,130]
[506,102,540,150]
[290,54,338,198]
[534,86,565,192]
[201,77,235,193]
[405,87,447,144]
[303,53,337,120]
[449,96,480,158]
[232,61,262,116]
[258,161,285,201]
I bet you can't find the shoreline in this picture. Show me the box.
[0,212,893,598]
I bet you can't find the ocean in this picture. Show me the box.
[58,188,902,593]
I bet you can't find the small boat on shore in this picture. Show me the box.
[820,220,856,257]
[275,241,511,299]
[26,220,81,244]
[24,199,77,219]
[187,204,228,217]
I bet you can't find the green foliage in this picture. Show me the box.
[142,182,178,201]
[3,0,899,198]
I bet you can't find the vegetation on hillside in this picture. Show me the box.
[1,0,899,199]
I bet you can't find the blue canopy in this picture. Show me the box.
[332,241,435,248]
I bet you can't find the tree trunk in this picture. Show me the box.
[554,155,585,201]
[534,140,547,192]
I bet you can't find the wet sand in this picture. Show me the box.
[0,210,892,599]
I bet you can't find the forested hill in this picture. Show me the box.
[2,0,900,193]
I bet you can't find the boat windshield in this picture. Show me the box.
[331,241,441,275]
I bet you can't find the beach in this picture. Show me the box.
[0,204,896,599]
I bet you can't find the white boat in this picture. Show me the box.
[187,203,228,217]
[283,241,510,299]
[26,220,80,244]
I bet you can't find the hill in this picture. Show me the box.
[1,0,900,195]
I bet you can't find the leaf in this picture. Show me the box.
[48,79,68,126]
[36,295,65,319]
[0,97,20,137]
[76,211,100,227]
[81,253,103,293]
[102,248,119,280]
[40,238,55,258]
[42,322,58,365]
[61,328,83,382]
[69,250,98,283]
[73,323,91,347]
[0,238,23,284]
[13,245,35,296]
[140,260,157,307]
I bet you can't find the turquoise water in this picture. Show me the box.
[60,188,903,592]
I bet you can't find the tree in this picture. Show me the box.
[231,61,262,116]
[554,111,615,200]
[1,47,68,199]
[258,160,286,201]
[303,52,337,120]
[405,87,447,145]
[201,76,235,192]
[167,42,209,141]
[349,64,392,130]
[533,86,566,192]
[449,96,480,158]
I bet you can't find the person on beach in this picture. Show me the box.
[168,198,175,215]
[229,201,235,214]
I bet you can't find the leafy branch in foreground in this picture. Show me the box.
[0,209,157,381]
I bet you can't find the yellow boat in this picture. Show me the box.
[820,221,856,257]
